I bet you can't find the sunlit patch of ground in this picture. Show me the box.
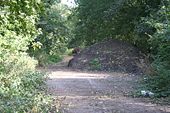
[46,67,170,113]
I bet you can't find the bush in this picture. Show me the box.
[145,24,170,97]
[146,67,170,97]
[29,51,62,66]
[0,0,58,112]
[0,53,54,112]
[135,0,170,98]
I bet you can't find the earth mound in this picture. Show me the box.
[69,39,149,74]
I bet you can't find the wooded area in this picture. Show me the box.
[0,0,170,112]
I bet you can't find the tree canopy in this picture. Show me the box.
[70,0,170,96]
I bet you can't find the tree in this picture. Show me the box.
[71,0,170,97]
[29,0,73,65]
[72,0,161,47]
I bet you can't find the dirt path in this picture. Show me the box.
[45,57,170,113]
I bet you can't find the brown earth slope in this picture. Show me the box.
[69,39,149,74]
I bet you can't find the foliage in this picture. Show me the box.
[89,58,101,70]
[72,0,170,97]
[0,0,42,53]
[141,0,170,97]
[0,0,56,112]
[29,0,73,65]
[146,19,170,97]
[0,53,53,112]
[0,0,169,111]
[72,0,161,46]
[35,51,62,66]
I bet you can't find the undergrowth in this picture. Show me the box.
[0,53,58,112]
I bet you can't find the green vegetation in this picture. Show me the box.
[0,0,58,112]
[89,58,101,70]
[70,0,170,97]
[29,0,72,66]
[0,0,169,112]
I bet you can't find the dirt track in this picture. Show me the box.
[45,57,170,113]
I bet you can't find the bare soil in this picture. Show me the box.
[69,39,150,74]
[45,57,170,113]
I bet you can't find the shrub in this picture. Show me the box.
[146,67,170,97]
[29,50,62,66]
[145,24,170,97]
[0,53,54,112]
[0,0,57,112]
